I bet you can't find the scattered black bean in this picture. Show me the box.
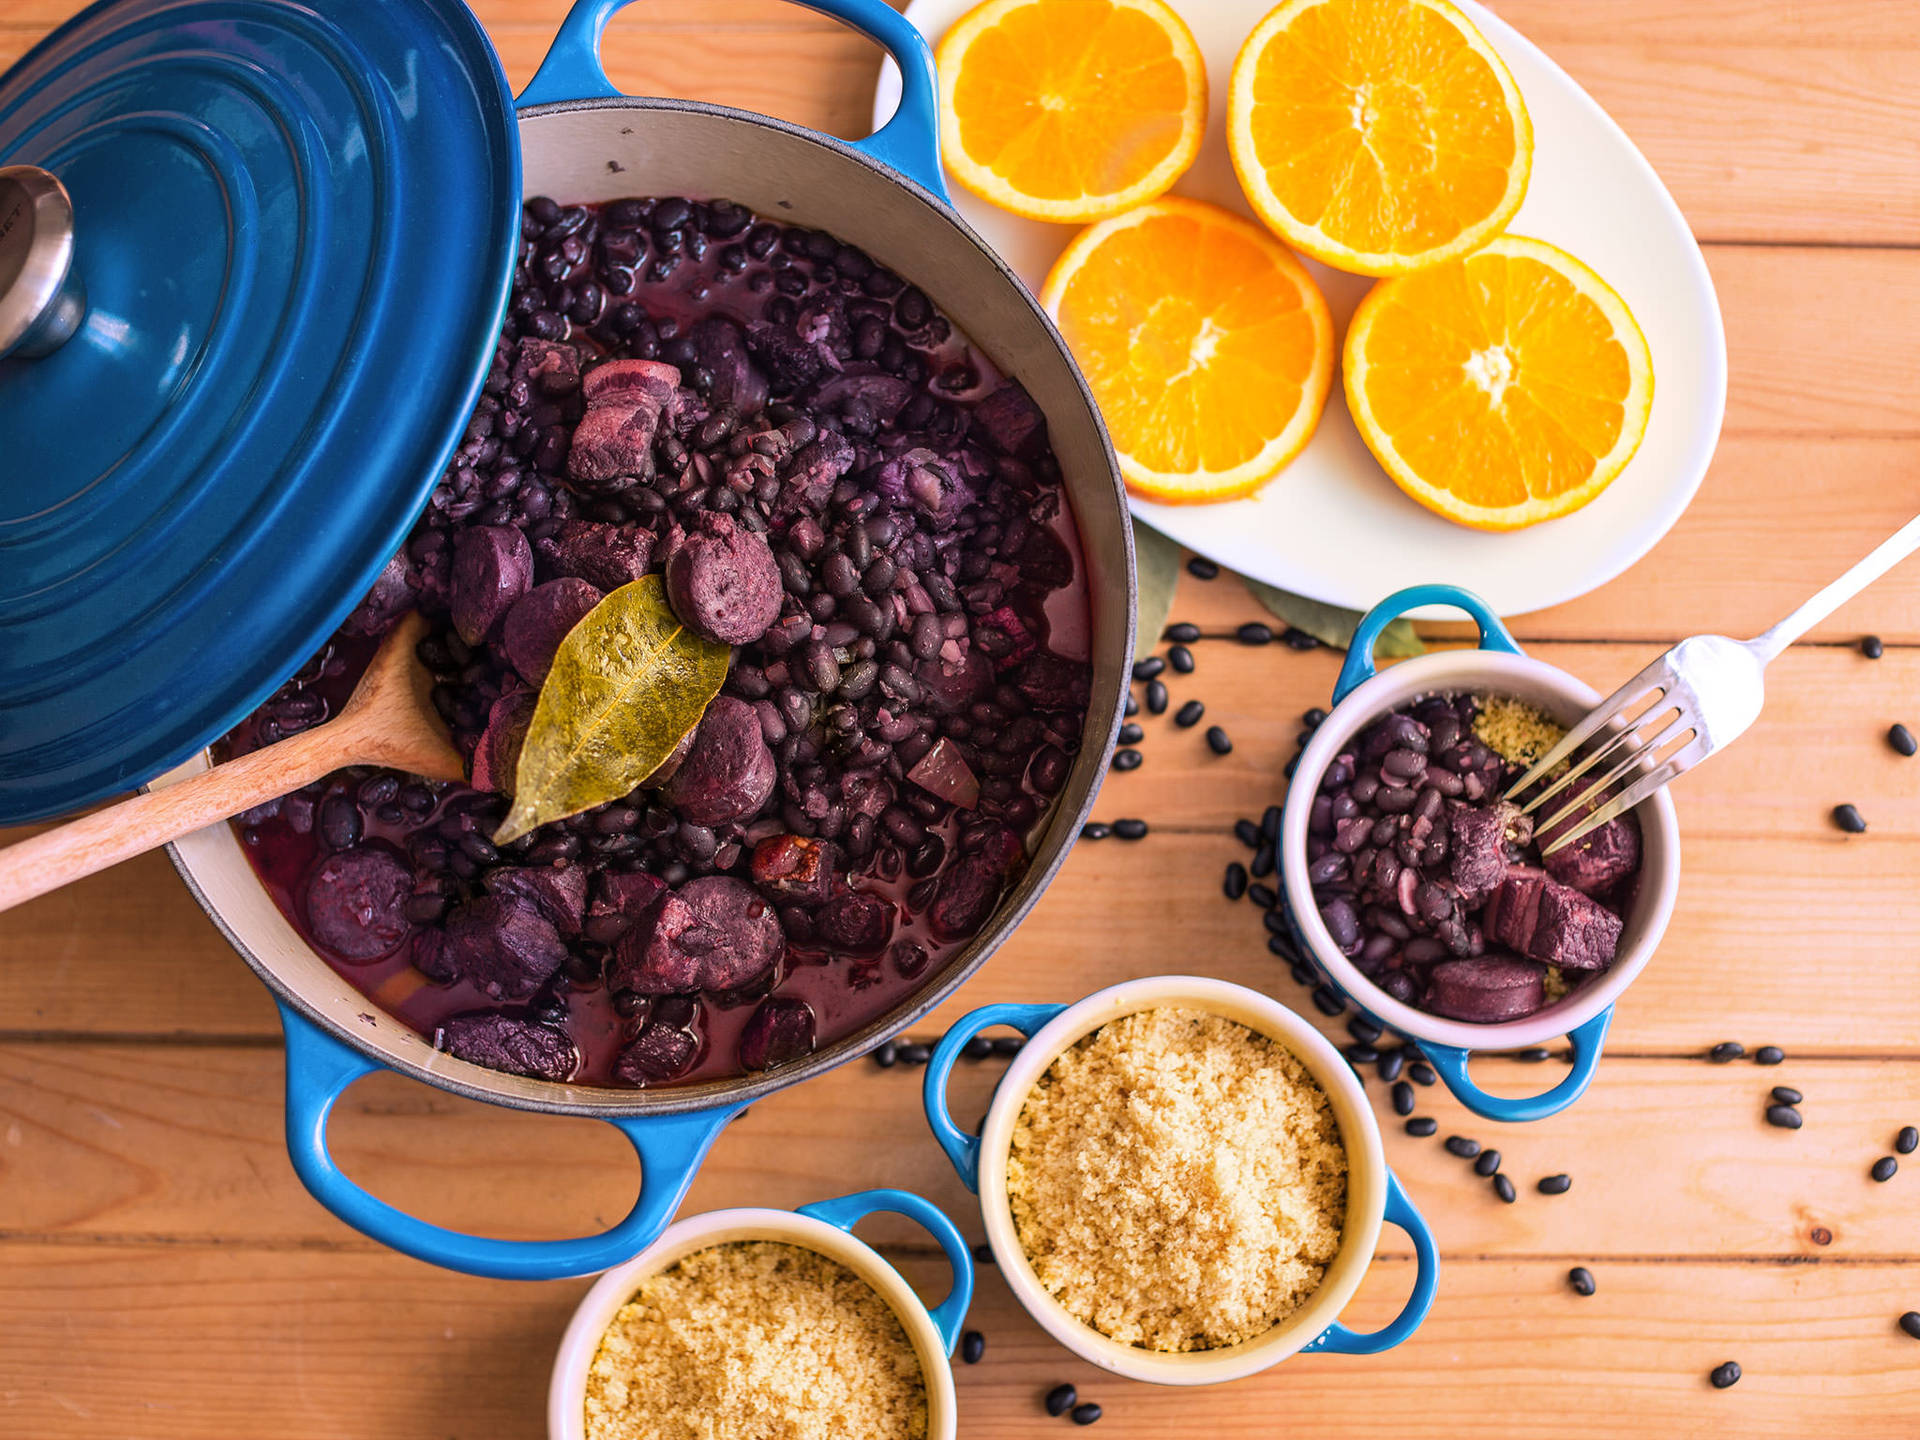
[1898,1126,1918,1155]
[1112,748,1143,771]
[1124,692,1139,718]
[1891,723,1917,757]
[1205,725,1233,755]
[1187,557,1220,580]
[972,1242,995,1265]
[1045,1384,1078,1417]
[1771,1085,1803,1105]
[1710,1361,1742,1389]
[1345,1043,1381,1066]
[1236,622,1272,646]
[1348,1016,1383,1044]
[1131,656,1165,681]
[991,1034,1026,1056]
[1377,1049,1406,1084]
[1409,1062,1436,1087]
[1569,1266,1596,1296]
[1234,818,1261,849]
[1493,1173,1517,1203]
[1082,822,1111,841]
[1901,1312,1920,1341]
[1538,1173,1573,1195]
[1071,1403,1104,1426]
[1113,818,1149,840]
[1145,680,1168,714]
[872,1040,898,1068]
[1282,627,1321,650]
[1862,634,1885,659]
[1224,862,1249,900]
[1311,986,1345,1017]
[961,1329,985,1364]
[1251,843,1275,878]
[1873,1156,1899,1183]
[1163,622,1201,643]
[1247,883,1276,909]
[1405,1116,1438,1137]
[1834,803,1867,833]
[1303,707,1327,728]
[1515,1047,1552,1063]
[1167,644,1195,674]
[895,1042,931,1065]
[1391,1080,1415,1115]
[1446,1136,1481,1158]
[1262,805,1283,841]
[963,1035,995,1061]
[1118,722,1144,745]
[1174,699,1205,728]
[1755,1045,1786,1066]
[1766,1103,1803,1129]
[1709,1041,1746,1063]
[1474,1149,1503,1177]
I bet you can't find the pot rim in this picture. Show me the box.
[1280,648,1682,1049]
[164,93,1132,1118]
[546,1204,958,1440]
[971,976,1392,1385]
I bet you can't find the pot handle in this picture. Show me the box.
[1301,1169,1439,1354]
[922,1002,1065,1191]
[518,0,949,200]
[798,1188,976,1354]
[1331,584,1522,706]
[277,1002,741,1279]
[1418,1005,1613,1124]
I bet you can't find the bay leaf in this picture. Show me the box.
[1132,520,1183,661]
[1244,577,1425,658]
[494,574,730,845]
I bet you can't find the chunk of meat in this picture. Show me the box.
[534,520,653,591]
[971,381,1048,458]
[614,1016,704,1084]
[1014,653,1092,712]
[500,578,603,685]
[687,316,770,416]
[483,865,588,936]
[665,513,782,646]
[304,848,412,962]
[611,876,784,995]
[438,1013,576,1081]
[583,869,670,946]
[568,359,682,487]
[926,825,1025,942]
[340,553,416,639]
[750,835,841,907]
[450,526,533,646]
[1539,778,1643,896]
[815,891,895,953]
[738,996,815,1071]
[1448,801,1529,906]
[1423,956,1550,1023]
[470,690,536,795]
[426,896,568,1000]
[1484,872,1624,971]
[665,696,777,826]
[513,337,581,398]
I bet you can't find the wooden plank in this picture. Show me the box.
[0,1242,1916,1439]
[5,1043,1918,1262]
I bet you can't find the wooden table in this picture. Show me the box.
[6,1,1920,1434]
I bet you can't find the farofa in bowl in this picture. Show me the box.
[1006,1006,1348,1351]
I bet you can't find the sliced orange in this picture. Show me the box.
[1228,0,1532,277]
[1042,197,1335,503]
[936,0,1207,224]
[1344,235,1654,530]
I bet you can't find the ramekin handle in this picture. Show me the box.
[798,1188,977,1354]
[922,1002,1064,1192]
[1303,1169,1440,1355]
[1420,1006,1614,1124]
[1331,584,1523,705]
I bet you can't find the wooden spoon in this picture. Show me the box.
[0,612,466,915]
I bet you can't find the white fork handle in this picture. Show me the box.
[1748,510,1920,663]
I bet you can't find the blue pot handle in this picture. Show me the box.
[1301,1169,1439,1355]
[799,1188,977,1354]
[1332,584,1522,706]
[278,1002,740,1279]
[1419,1005,1613,1124]
[518,0,949,200]
[922,1002,1064,1192]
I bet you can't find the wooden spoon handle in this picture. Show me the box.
[0,720,357,916]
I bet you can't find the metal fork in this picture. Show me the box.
[1508,512,1920,855]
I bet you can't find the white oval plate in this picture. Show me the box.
[877,0,1727,619]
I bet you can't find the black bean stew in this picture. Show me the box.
[224,194,1094,1088]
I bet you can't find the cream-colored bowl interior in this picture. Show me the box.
[548,1207,957,1440]
[974,976,1389,1385]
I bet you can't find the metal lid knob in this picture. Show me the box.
[0,164,85,359]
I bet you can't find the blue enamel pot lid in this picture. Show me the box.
[0,0,522,823]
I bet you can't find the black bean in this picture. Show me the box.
[1901,1312,1920,1340]
[1834,803,1867,833]
[1113,818,1149,840]
[1124,692,1139,717]
[1145,680,1168,714]
[1311,986,1345,1017]
[992,1035,1025,1056]
[1770,1085,1803,1105]
[972,1242,995,1265]
[1873,1156,1899,1182]
[1251,843,1275,878]
[1174,699,1205,728]
[1755,1045,1786,1066]
[1234,818,1262,848]
[1766,1104,1803,1129]
[1474,1149,1503,1177]
[1045,1384,1078,1417]
[1247,883,1276,910]
[1118,723,1144,744]
[1493,1173,1516,1203]
[1891,723,1917,757]
[895,1042,931,1065]
[872,1041,897,1068]
[1405,1116,1438,1137]
[1168,644,1195,673]
[1391,1080,1415,1115]
[1082,822,1111,841]
[1224,862,1249,900]
[1898,1126,1918,1155]
[1345,1044,1380,1066]
[1446,1136,1481,1159]
[1538,1173,1573,1195]
[1863,635,1885,659]
[1262,805,1283,841]
[1709,1041,1746,1063]
[1378,1049,1405,1084]
[1409,1062,1436,1087]
[1569,1266,1596,1296]
[961,1329,985,1364]
[1235,622,1272,646]
[1070,1404,1103,1426]
[1710,1361,1742,1389]
[1112,748,1143,771]
[1303,707,1328,728]
[1186,557,1219,580]
[1206,726,1233,755]
[1515,1046,1552,1063]
[1164,622,1202,643]
[963,1035,995,1061]
[1132,655,1165,681]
